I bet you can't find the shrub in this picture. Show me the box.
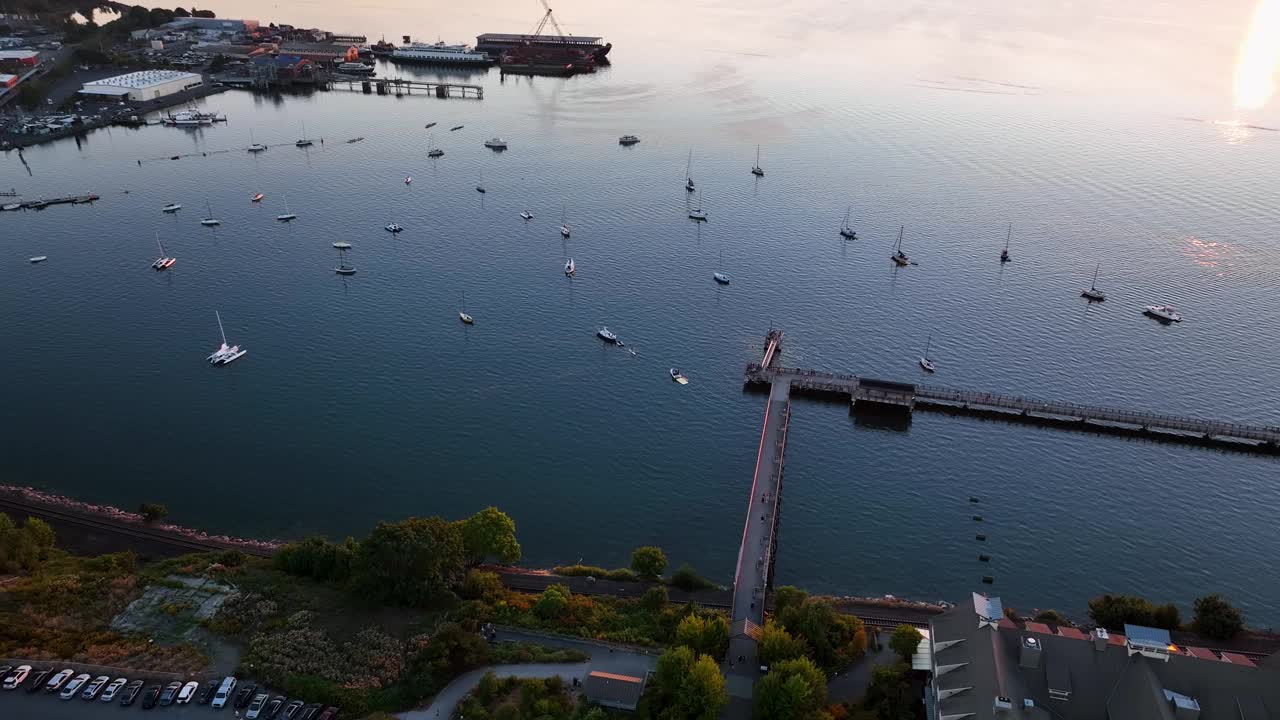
[462,569,505,601]
[551,564,611,579]
[605,568,638,582]
[631,546,668,580]
[1192,594,1244,640]
[1088,594,1180,631]
[534,584,571,619]
[640,586,669,611]
[670,564,716,591]
[138,503,168,522]
[1033,609,1068,625]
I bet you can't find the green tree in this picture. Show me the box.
[22,517,55,560]
[670,563,715,590]
[640,585,669,611]
[1088,594,1158,631]
[775,586,808,614]
[675,614,729,658]
[630,545,668,580]
[420,622,489,676]
[1192,594,1244,640]
[861,663,914,720]
[759,621,808,666]
[1153,603,1182,631]
[888,625,923,664]
[461,569,505,601]
[754,657,827,720]
[677,654,728,720]
[459,506,521,565]
[534,583,572,619]
[354,516,465,605]
[1033,609,1068,625]
[655,645,696,701]
[778,597,867,671]
[138,503,168,522]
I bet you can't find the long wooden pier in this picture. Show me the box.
[330,76,483,99]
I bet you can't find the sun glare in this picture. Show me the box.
[1234,0,1280,110]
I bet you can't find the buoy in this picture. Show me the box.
[978,554,991,562]
[976,534,987,541]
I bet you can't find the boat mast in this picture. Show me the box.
[755,145,760,166]
[843,205,851,229]
[896,225,904,252]
[1091,263,1100,290]
[216,310,227,345]
[1004,223,1011,252]
[686,150,692,181]
[924,333,931,360]
[156,231,163,256]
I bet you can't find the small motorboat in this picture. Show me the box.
[714,272,730,284]
[450,125,464,131]
[565,258,575,276]
[201,217,220,226]
[484,138,508,149]
[405,176,412,185]
[385,223,404,233]
[597,326,619,344]
[476,185,486,193]
[428,148,444,158]
[252,193,265,202]
[560,223,571,238]
[1144,305,1182,323]
[459,311,474,325]
[248,143,267,152]
[670,368,689,384]
[162,203,182,213]
[520,210,533,220]
[2,203,20,211]
[346,137,365,143]
[29,255,47,263]
[276,212,297,222]
[619,135,640,145]
[425,122,437,129]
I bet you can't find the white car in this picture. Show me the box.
[211,676,236,708]
[246,692,269,718]
[81,675,110,700]
[3,665,31,690]
[99,677,128,702]
[45,668,74,692]
[177,680,199,704]
[60,673,90,699]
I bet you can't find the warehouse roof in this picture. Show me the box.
[82,70,201,91]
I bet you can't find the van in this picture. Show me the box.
[210,676,236,708]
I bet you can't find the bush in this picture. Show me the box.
[630,546,668,580]
[138,503,169,522]
[1192,594,1244,640]
[605,568,638,582]
[1087,594,1180,631]
[669,564,716,591]
[640,586,669,611]
[534,584,571,619]
[462,569,505,601]
[1033,609,1068,625]
[675,614,729,658]
[551,564,611,579]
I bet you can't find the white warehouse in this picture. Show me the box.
[79,70,203,102]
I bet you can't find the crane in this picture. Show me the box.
[529,0,572,39]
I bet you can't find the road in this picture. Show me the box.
[398,629,657,720]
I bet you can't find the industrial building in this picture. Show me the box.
[79,70,203,102]
[924,593,1280,719]
[583,670,646,711]
[0,49,40,66]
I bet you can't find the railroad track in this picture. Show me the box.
[0,495,274,558]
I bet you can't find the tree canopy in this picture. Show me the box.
[754,657,828,720]
[888,625,923,664]
[860,663,915,720]
[653,646,728,720]
[1192,594,1244,640]
[776,596,867,671]
[675,613,729,658]
[759,621,808,667]
[458,506,521,565]
[1087,594,1181,631]
[0,514,56,573]
[354,516,466,605]
[630,545,668,580]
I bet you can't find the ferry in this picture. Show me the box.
[336,62,376,75]
[391,41,493,66]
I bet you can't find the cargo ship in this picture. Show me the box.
[476,33,611,64]
[499,43,596,76]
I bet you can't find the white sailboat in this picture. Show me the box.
[713,250,730,284]
[208,311,246,365]
[685,150,695,192]
[689,190,707,221]
[459,291,474,324]
[560,203,570,238]
[1000,223,1011,262]
[891,226,910,266]
[427,134,444,158]
[162,202,182,213]
[565,257,576,276]
[247,129,266,153]
[476,169,486,193]
[201,200,221,226]
[919,333,936,373]
[839,206,858,239]
[1081,264,1105,301]
[751,145,764,177]
[333,242,355,275]
[152,232,175,270]
[276,196,297,222]
[295,121,313,147]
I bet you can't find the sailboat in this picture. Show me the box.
[1000,223,1011,263]
[565,257,576,276]
[333,242,355,275]
[891,226,910,266]
[276,196,297,222]
[427,135,444,158]
[685,150,695,192]
[839,206,858,239]
[152,232,175,270]
[1081,264,1105,301]
[162,202,182,213]
[560,203,571,238]
[208,311,246,365]
[689,191,707,221]
[476,169,486,193]
[713,250,730,284]
[295,121,313,148]
[751,145,764,177]
[201,200,221,226]
[919,333,936,373]
[247,130,266,153]
[459,291,474,324]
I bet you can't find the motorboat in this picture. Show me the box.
[597,326,619,343]
[714,272,730,284]
[29,255,47,263]
[2,203,20,211]
[689,191,707,221]
[751,145,764,176]
[619,135,640,145]
[1081,264,1105,301]
[336,61,375,75]
[162,109,224,126]
[839,206,858,239]
[483,137,508,149]
[451,125,464,131]
[670,368,689,384]
[428,148,444,158]
[565,258,576,276]
[520,210,533,220]
[162,203,182,213]
[385,223,404,233]
[405,177,413,185]
[252,193,265,202]
[560,223,571,237]
[1144,305,1182,322]
[425,122,437,129]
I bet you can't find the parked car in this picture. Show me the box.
[211,676,237,708]
[45,668,74,692]
[264,696,286,718]
[159,680,182,705]
[246,692,269,718]
[2,665,31,690]
[81,675,110,700]
[141,684,161,709]
[26,668,52,693]
[317,706,340,720]
[120,679,145,706]
[282,699,305,719]
[236,683,258,708]
[199,681,218,705]
[0,666,11,682]
[177,680,199,704]
[300,703,323,720]
[99,677,128,702]
[59,673,90,699]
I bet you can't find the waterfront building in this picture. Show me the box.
[583,670,646,711]
[79,70,203,102]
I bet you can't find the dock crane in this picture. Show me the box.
[529,0,573,39]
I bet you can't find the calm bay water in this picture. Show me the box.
[4,0,1280,623]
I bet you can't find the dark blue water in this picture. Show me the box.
[4,0,1279,624]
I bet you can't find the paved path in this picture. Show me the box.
[398,630,657,720]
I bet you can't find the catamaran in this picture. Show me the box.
[685,150,695,192]
[1081,264,1105,301]
[565,257,576,276]
[839,206,858,239]
[333,242,355,275]
[891,226,910,266]
[689,191,707,221]
[208,311,246,365]
[919,333,936,373]
[276,196,297,222]
[152,233,176,270]
[1000,223,1011,263]
[751,145,764,177]
[201,200,221,226]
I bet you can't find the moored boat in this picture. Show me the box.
[619,135,639,145]
[1144,305,1182,322]
[391,41,493,66]
[597,326,619,343]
